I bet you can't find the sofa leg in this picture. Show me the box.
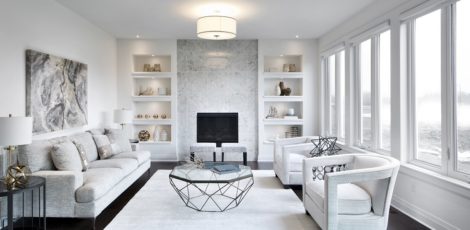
[147,169,151,179]
[305,210,310,216]
[89,218,96,230]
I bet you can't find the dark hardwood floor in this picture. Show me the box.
[42,162,428,230]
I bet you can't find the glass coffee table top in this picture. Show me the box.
[169,163,254,212]
[169,163,252,183]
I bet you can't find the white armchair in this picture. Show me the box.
[302,154,400,230]
[273,136,317,187]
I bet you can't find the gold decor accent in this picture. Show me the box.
[138,130,151,141]
[3,146,30,190]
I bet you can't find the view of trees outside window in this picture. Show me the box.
[456,0,470,174]
[360,39,372,146]
[329,55,337,136]
[414,10,442,165]
[379,30,391,151]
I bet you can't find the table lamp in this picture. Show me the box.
[0,114,33,189]
[113,109,133,129]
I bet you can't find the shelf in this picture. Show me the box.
[263,96,303,102]
[263,72,304,79]
[263,119,304,125]
[132,72,174,78]
[133,119,172,125]
[132,96,172,102]
[138,141,172,145]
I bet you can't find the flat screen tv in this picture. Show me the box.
[197,113,238,147]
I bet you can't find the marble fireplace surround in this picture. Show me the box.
[177,40,258,161]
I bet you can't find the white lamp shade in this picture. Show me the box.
[0,116,33,146]
[114,109,133,124]
[197,16,236,40]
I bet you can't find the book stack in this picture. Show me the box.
[211,164,240,174]
[283,116,299,120]
[290,126,300,137]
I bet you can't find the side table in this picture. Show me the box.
[0,176,46,230]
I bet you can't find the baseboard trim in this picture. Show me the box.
[392,195,458,230]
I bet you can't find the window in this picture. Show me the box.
[353,29,391,152]
[323,50,346,141]
[412,9,442,166]
[455,0,470,174]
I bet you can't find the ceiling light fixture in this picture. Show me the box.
[197,15,237,40]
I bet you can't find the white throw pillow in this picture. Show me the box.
[51,141,83,171]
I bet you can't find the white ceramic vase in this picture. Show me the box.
[160,129,168,142]
[153,126,160,141]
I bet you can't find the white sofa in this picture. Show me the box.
[302,154,400,230]
[17,129,151,223]
[273,136,317,187]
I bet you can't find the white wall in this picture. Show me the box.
[0,0,117,140]
[318,0,470,229]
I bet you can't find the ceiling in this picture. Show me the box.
[56,0,378,39]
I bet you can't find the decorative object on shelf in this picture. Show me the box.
[309,136,342,157]
[287,108,295,116]
[144,114,151,119]
[279,81,292,96]
[184,155,204,168]
[138,86,154,96]
[159,129,168,141]
[113,108,133,129]
[283,64,289,72]
[153,126,160,141]
[154,64,161,72]
[288,64,296,72]
[138,130,151,141]
[26,49,87,134]
[161,114,167,119]
[158,87,167,96]
[0,115,33,190]
[153,114,159,119]
[136,114,143,119]
[197,15,237,40]
[143,64,151,72]
[275,84,281,96]
[266,106,278,119]
[285,131,291,138]
[290,126,300,137]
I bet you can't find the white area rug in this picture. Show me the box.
[106,170,319,230]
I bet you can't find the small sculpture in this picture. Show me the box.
[138,130,151,141]
[185,155,204,168]
[153,114,159,119]
[136,114,143,119]
[161,114,167,119]
[144,114,150,119]
[154,64,161,72]
[143,64,151,72]
[266,106,278,119]
[279,81,292,96]
[138,86,154,96]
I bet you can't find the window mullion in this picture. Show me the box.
[440,5,451,174]
[355,45,363,146]
[372,36,381,151]
[335,53,342,138]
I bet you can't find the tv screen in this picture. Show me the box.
[197,113,238,147]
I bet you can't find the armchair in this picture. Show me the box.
[273,136,317,187]
[302,154,400,230]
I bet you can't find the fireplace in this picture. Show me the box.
[197,113,238,147]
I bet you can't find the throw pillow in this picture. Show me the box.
[312,164,347,181]
[105,129,132,153]
[93,135,116,159]
[73,141,89,171]
[50,141,83,171]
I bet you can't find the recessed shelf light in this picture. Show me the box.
[280,54,284,57]
[295,35,299,39]
[136,34,141,38]
[151,54,155,57]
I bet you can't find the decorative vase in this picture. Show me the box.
[275,85,281,96]
[283,64,289,72]
[138,130,151,141]
[153,126,160,141]
[161,114,167,119]
[160,129,168,142]
[153,114,159,119]
[287,108,295,116]
[289,64,296,72]
[158,88,167,95]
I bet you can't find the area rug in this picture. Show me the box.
[106,170,319,230]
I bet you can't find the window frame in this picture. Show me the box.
[351,27,392,155]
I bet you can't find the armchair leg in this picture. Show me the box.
[89,218,96,230]
[305,210,310,216]
[283,185,290,189]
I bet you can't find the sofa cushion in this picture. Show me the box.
[305,181,372,215]
[93,135,119,159]
[51,141,83,171]
[288,152,307,172]
[69,132,99,162]
[105,129,132,153]
[111,151,150,165]
[18,136,68,172]
[88,128,105,135]
[75,168,124,203]
[74,142,89,171]
[88,158,138,175]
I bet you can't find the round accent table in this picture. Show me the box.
[0,176,46,230]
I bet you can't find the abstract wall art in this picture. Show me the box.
[25,49,88,134]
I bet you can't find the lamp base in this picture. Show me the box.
[4,164,30,190]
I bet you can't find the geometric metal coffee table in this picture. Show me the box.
[169,164,254,212]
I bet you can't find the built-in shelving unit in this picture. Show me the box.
[130,54,177,161]
[258,54,305,161]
